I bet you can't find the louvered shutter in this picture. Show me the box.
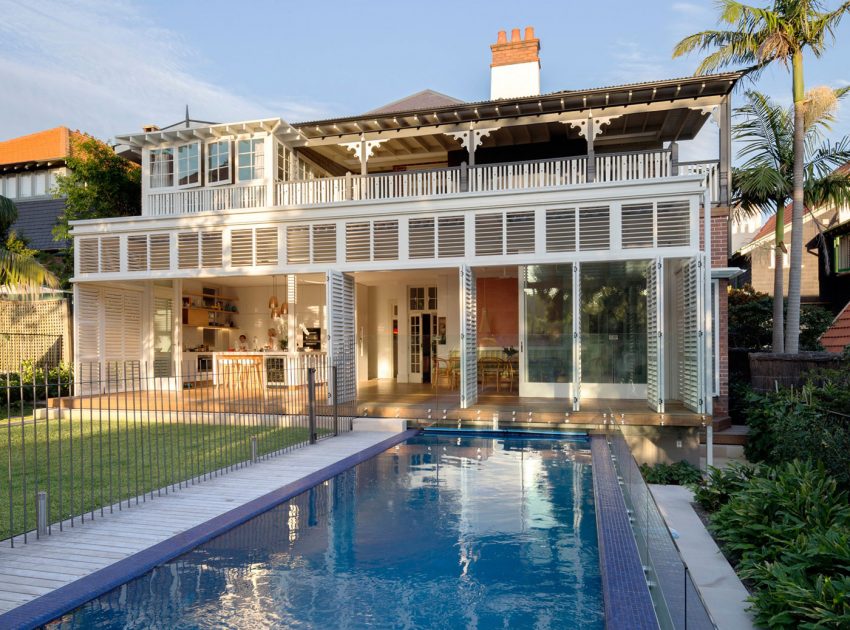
[546,208,576,252]
[646,258,665,412]
[326,271,356,403]
[680,256,705,413]
[459,265,477,408]
[572,262,581,411]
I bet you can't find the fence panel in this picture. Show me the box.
[1,353,355,546]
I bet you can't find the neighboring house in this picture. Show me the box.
[820,301,850,353]
[731,202,836,302]
[69,27,739,426]
[0,126,83,251]
[813,190,850,314]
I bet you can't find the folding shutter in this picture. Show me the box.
[646,258,665,413]
[680,256,705,413]
[572,262,581,411]
[326,271,356,403]
[459,265,477,408]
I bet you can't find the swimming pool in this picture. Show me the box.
[50,433,603,629]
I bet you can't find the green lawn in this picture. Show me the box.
[0,400,36,422]
[0,415,313,541]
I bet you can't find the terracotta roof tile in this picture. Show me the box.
[0,127,71,166]
[820,301,850,353]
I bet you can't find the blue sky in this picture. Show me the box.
[2,0,849,161]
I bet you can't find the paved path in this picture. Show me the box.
[650,484,755,630]
[0,431,402,625]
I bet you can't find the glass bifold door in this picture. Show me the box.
[519,262,649,400]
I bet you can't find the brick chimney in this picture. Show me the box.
[490,27,540,100]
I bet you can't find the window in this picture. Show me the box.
[276,142,291,182]
[206,140,231,185]
[408,287,437,311]
[4,175,17,198]
[149,148,174,188]
[836,235,850,273]
[767,250,790,269]
[18,174,32,197]
[237,138,265,182]
[177,143,200,187]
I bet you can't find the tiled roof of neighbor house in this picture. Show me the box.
[820,301,850,353]
[365,90,465,115]
[0,127,72,166]
[11,198,68,251]
[750,209,791,243]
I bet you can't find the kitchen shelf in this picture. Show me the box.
[183,292,238,301]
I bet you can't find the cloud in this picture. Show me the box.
[607,40,672,84]
[0,0,332,141]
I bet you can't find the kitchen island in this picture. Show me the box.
[211,351,328,388]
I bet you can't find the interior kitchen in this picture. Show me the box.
[177,274,327,387]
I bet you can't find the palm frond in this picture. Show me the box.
[0,250,58,293]
[0,195,18,231]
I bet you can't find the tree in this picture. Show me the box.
[52,135,141,281]
[673,0,850,353]
[0,195,57,293]
[732,88,850,351]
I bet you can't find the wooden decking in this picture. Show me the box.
[0,430,400,621]
[357,379,706,427]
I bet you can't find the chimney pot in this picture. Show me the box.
[525,26,534,40]
[511,28,521,42]
[497,30,507,44]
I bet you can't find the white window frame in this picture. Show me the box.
[176,142,202,189]
[206,139,232,186]
[236,137,265,183]
[149,148,175,189]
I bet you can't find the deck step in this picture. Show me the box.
[701,425,748,446]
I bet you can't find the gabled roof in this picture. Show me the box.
[0,127,72,167]
[820,301,850,353]
[365,89,464,115]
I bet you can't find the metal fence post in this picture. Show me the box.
[332,366,339,437]
[308,368,317,444]
[36,491,47,538]
[251,436,258,463]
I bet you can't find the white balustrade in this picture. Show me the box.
[595,150,671,183]
[146,184,266,216]
[143,152,721,216]
[469,156,588,192]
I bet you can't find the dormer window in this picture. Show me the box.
[237,138,265,182]
[207,140,231,185]
[177,142,201,187]
[149,148,174,188]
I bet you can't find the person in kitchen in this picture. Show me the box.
[237,334,249,351]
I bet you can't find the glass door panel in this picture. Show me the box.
[580,261,648,398]
[520,265,573,398]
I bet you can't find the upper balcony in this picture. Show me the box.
[144,149,719,217]
[119,73,738,220]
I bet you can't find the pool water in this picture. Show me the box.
[52,434,603,629]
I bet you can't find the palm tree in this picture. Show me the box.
[732,88,850,351]
[673,0,850,353]
[0,194,57,293]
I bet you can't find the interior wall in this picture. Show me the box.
[356,283,369,382]
[476,277,518,350]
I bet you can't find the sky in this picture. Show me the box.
[1,0,849,162]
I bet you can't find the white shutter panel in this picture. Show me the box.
[153,296,173,377]
[680,256,705,413]
[459,265,477,408]
[646,258,665,413]
[326,271,356,403]
[76,285,101,363]
[572,262,581,411]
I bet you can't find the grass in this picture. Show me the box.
[0,400,36,422]
[0,413,314,541]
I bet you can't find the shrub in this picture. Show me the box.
[639,460,702,485]
[1,361,73,405]
[691,462,758,513]
[711,460,850,566]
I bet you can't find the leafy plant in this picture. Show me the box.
[639,460,702,485]
[711,460,850,567]
[691,462,758,513]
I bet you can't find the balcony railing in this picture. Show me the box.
[143,150,720,216]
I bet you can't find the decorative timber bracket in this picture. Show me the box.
[559,113,622,182]
[445,127,500,165]
[341,136,389,174]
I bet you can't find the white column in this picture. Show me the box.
[287,274,297,352]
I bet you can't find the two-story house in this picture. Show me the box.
[69,28,740,433]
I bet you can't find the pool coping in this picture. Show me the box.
[0,429,419,630]
[590,435,659,630]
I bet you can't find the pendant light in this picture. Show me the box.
[268,275,279,315]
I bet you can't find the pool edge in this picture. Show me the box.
[0,429,419,630]
[590,435,659,630]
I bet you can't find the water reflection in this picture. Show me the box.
[52,435,603,629]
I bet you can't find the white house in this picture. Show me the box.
[69,28,739,427]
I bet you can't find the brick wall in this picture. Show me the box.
[705,208,730,421]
